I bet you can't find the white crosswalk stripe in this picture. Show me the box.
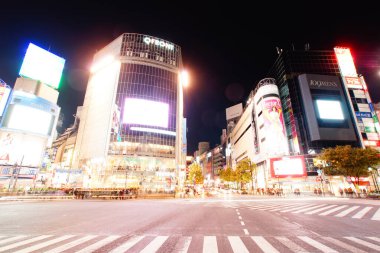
[140,236,168,253]
[322,237,367,253]
[251,236,280,253]
[305,205,337,215]
[12,235,75,253]
[319,205,348,216]
[0,234,378,252]
[335,206,360,217]
[43,235,97,253]
[0,235,52,252]
[352,206,372,219]
[0,235,28,245]
[275,236,308,252]
[345,237,380,251]
[203,236,218,253]
[298,236,338,253]
[292,204,326,213]
[109,235,144,253]
[371,207,380,220]
[280,204,315,213]
[228,236,249,253]
[75,235,121,253]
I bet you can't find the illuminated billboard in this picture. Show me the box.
[0,84,11,117]
[316,100,344,120]
[334,47,358,77]
[262,98,288,155]
[19,43,65,89]
[123,98,169,128]
[270,156,306,178]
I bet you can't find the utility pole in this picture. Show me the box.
[12,155,24,193]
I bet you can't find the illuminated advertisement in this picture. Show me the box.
[123,98,169,128]
[1,91,59,136]
[316,100,344,120]
[263,98,288,155]
[19,43,65,89]
[270,156,307,178]
[334,47,358,77]
[0,84,11,117]
[0,131,47,167]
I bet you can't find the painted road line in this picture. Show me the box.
[251,236,279,253]
[298,236,338,253]
[243,229,249,235]
[292,204,326,214]
[371,207,380,221]
[203,236,218,253]
[280,204,315,213]
[335,206,360,217]
[275,236,307,253]
[305,205,338,215]
[345,237,380,251]
[367,237,380,243]
[319,205,348,216]
[13,235,75,253]
[0,235,28,245]
[76,235,121,253]
[140,236,168,253]
[240,221,245,226]
[44,235,97,253]
[177,236,191,253]
[352,207,373,219]
[109,236,145,253]
[228,236,249,253]
[322,237,367,253]
[0,235,52,252]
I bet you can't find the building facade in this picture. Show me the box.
[73,33,185,191]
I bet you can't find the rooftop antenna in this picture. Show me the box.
[305,43,310,51]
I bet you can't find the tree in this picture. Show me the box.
[318,145,380,188]
[219,167,235,185]
[235,158,257,190]
[188,163,204,185]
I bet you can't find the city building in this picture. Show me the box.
[72,33,186,191]
[0,43,64,190]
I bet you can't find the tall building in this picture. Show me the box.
[73,33,185,191]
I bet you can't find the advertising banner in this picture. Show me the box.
[262,98,288,155]
[270,155,307,178]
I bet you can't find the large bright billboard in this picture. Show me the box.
[262,98,288,155]
[316,100,345,120]
[123,98,169,128]
[19,43,65,89]
[270,156,307,178]
[334,47,358,78]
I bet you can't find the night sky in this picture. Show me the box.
[1,1,380,155]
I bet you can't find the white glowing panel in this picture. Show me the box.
[0,86,11,117]
[123,98,169,128]
[7,104,52,135]
[316,100,344,120]
[130,127,176,136]
[19,43,65,89]
[273,158,305,176]
[334,47,358,77]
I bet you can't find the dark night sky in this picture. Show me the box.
[1,1,380,155]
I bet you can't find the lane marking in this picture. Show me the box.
[275,236,307,253]
[76,235,121,253]
[371,207,380,220]
[352,207,372,219]
[298,236,338,253]
[292,204,326,214]
[228,236,249,253]
[13,235,75,253]
[240,221,245,226]
[140,236,168,253]
[0,235,28,245]
[238,216,242,220]
[345,237,380,251]
[203,236,218,253]
[243,229,249,235]
[319,205,348,216]
[251,236,279,253]
[109,235,145,253]
[335,206,360,217]
[305,205,337,215]
[0,235,52,252]
[178,236,191,253]
[44,235,97,253]
[323,237,367,253]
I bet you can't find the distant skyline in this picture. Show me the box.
[1,2,380,154]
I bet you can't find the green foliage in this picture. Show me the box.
[318,145,380,186]
[219,167,235,182]
[188,163,204,185]
[235,158,256,184]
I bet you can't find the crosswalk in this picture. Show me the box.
[0,234,379,252]
[203,201,380,220]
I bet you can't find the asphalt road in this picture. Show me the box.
[0,195,379,252]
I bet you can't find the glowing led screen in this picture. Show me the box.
[334,47,358,78]
[123,98,169,128]
[6,104,53,135]
[19,43,65,89]
[316,100,344,120]
[270,156,306,177]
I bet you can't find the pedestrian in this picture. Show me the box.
[339,188,343,197]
